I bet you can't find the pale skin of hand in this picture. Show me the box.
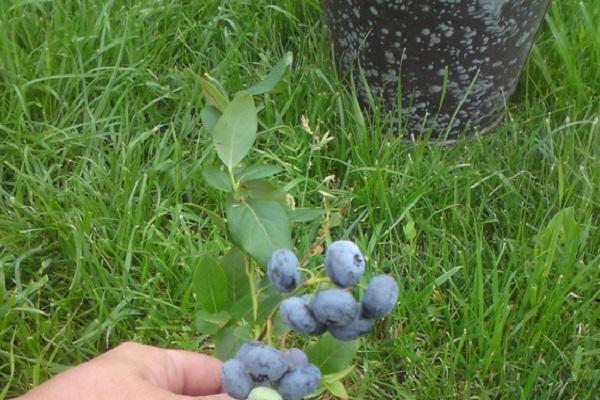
[15,342,232,400]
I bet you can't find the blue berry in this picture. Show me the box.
[280,297,326,336]
[310,289,359,327]
[235,341,262,361]
[328,311,373,341]
[284,348,309,366]
[324,241,365,288]
[220,359,254,400]
[277,363,321,400]
[243,345,289,384]
[362,275,399,319]
[268,249,301,293]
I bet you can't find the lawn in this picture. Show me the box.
[1,1,599,399]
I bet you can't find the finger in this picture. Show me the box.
[163,349,224,396]
[104,342,224,396]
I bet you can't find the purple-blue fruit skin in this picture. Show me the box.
[328,312,373,341]
[243,345,289,384]
[324,241,365,288]
[310,289,359,327]
[362,275,399,319]
[268,249,301,293]
[220,359,254,400]
[280,297,326,336]
[277,363,321,400]
[284,348,309,366]
[235,341,262,361]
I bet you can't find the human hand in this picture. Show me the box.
[16,342,232,400]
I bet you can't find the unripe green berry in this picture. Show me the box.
[248,387,283,400]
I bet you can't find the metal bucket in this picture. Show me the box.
[324,0,551,142]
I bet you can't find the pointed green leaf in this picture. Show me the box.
[194,310,231,335]
[202,166,233,192]
[200,76,229,111]
[240,179,288,208]
[242,52,294,96]
[288,208,325,223]
[306,334,359,375]
[200,105,221,134]
[193,255,229,313]
[213,93,257,167]
[323,380,349,399]
[226,199,292,267]
[215,327,241,361]
[222,247,250,304]
[236,164,283,182]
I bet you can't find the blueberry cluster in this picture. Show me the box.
[220,343,320,400]
[220,240,398,400]
[271,240,399,342]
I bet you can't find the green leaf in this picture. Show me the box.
[221,247,250,304]
[200,75,229,111]
[226,199,292,267]
[288,208,325,223]
[323,380,349,399]
[213,93,257,168]
[228,291,255,322]
[194,310,231,335]
[233,325,254,342]
[242,52,294,96]
[202,166,233,192]
[236,164,283,182]
[306,334,359,375]
[240,179,288,208]
[193,255,229,313]
[200,105,221,134]
[215,327,241,361]
[322,366,354,383]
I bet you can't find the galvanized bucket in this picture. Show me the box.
[324,0,551,142]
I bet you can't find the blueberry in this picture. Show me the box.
[268,249,301,293]
[280,297,326,336]
[324,241,365,288]
[310,289,359,327]
[235,341,262,361]
[328,310,373,341]
[284,348,309,366]
[243,345,289,384]
[248,387,284,400]
[362,274,399,319]
[277,363,321,400]
[220,359,254,400]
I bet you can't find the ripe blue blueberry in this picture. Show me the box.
[284,348,309,366]
[220,359,254,400]
[277,363,321,400]
[280,297,326,336]
[243,345,289,384]
[268,249,301,293]
[235,341,262,361]
[362,274,399,319]
[310,289,359,327]
[324,241,365,288]
[328,310,373,341]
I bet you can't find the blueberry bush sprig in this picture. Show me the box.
[194,55,398,399]
[217,240,398,399]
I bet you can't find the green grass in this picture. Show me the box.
[1,1,599,399]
